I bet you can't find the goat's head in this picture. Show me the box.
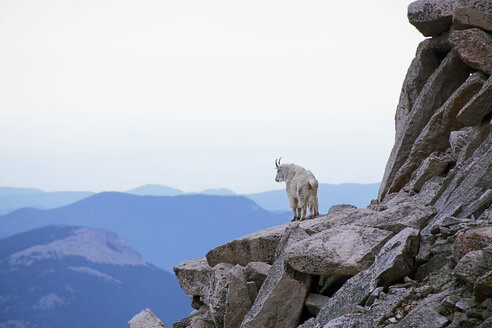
[275,157,284,182]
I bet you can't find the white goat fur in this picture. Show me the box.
[276,163,319,221]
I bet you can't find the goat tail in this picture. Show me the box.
[308,178,318,191]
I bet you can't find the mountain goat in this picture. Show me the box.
[275,158,319,221]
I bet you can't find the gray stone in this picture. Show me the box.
[453,248,492,283]
[388,71,484,196]
[431,134,492,224]
[323,288,413,328]
[284,225,393,276]
[453,7,492,32]
[246,282,258,303]
[326,204,357,216]
[174,257,212,296]
[386,290,452,328]
[407,0,492,37]
[207,263,235,327]
[475,270,492,301]
[454,227,492,260]
[173,306,215,328]
[316,228,420,326]
[244,262,271,288]
[174,261,234,328]
[206,223,290,267]
[224,265,252,328]
[449,127,473,159]
[406,154,449,192]
[305,293,330,316]
[450,28,492,75]
[129,308,165,328]
[298,318,317,328]
[241,225,312,328]
[379,50,471,200]
[458,76,492,127]
[478,316,492,328]
[356,202,436,233]
[408,0,456,37]
[455,297,477,311]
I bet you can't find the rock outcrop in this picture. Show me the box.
[132,1,492,327]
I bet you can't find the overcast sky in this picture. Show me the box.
[0,0,422,194]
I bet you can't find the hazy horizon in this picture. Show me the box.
[0,0,422,194]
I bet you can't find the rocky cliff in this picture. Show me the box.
[130,1,492,327]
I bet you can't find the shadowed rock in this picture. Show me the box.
[380,50,471,199]
[316,228,420,326]
[241,225,311,328]
[224,265,253,328]
[457,75,492,126]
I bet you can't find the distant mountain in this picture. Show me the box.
[0,193,288,271]
[245,183,380,213]
[126,184,184,196]
[200,188,236,195]
[0,187,94,215]
[0,224,190,328]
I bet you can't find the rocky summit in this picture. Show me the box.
[130,1,492,327]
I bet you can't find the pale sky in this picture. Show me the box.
[0,0,422,194]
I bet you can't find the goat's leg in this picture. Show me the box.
[291,208,297,221]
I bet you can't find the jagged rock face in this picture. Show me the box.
[166,1,492,327]
[129,308,166,328]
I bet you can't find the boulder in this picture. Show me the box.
[457,75,492,126]
[453,7,492,32]
[453,248,492,283]
[326,204,357,216]
[316,228,420,326]
[174,257,212,296]
[379,50,471,199]
[128,308,165,328]
[224,265,253,328]
[241,225,312,328]
[358,202,436,233]
[244,262,271,288]
[406,155,449,192]
[284,225,393,276]
[206,223,290,267]
[454,226,492,260]
[390,71,485,195]
[206,263,235,327]
[322,288,413,328]
[305,293,330,316]
[475,270,492,301]
[449,28,492,75]
[173,306,215,328]
[408,0,456,37]
[385,290,451,328]
[431,134,492,223]
[408,0,492,37]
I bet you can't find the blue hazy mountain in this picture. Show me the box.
[245,183,380,213]
[0,193,288,271]
[0,224,190,328]
[126,184,184,196]
[200,188,236,195]
[0,187,94,215]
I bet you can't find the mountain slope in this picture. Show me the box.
[0,187,94,215]
[245,183,380,212]
[0,225,190,328]
[0,193,288,271]
[126,184,184,196]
